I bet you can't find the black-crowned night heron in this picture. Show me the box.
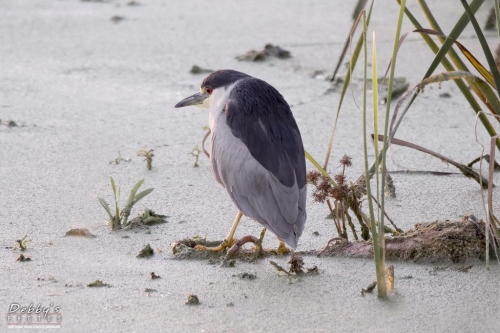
[175,70,306,252]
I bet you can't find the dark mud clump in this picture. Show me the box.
[87,280,110,288]
[185,294,200,305]
[126,210,168,229]
[269,253,319,275]
[235,272,257,280]
[236,44,291,62]
[16,254,32,262]
[317,219,490,263]
[137,244,154,258]
[65,228,96,238]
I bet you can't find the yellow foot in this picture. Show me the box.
[194,239,236,252]
[276,241,290,256]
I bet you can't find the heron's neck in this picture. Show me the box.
[208,81,240,131]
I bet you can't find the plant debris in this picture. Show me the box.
[453,265,473,272]
[190,65,214,74]
[307,154,378,241]
[185,294,200,305]
[137,147,154,170]
[137,244,154,258]
[150,272,161,279]
[188,146,201,167]
[372,77,409,104]
[269,254,318,276]
[16,235,28,251]
[236,44,291,62]
[220,258,236,267]
[467,154,500,171]
[109,151,131,165]
[17,254,31,262]
[170,242,197,259]
[360,281,377,296]
[269,260,291,275]
[484,7,496,30]
[110,16,124,23]
[288,253,305,274]
[318,218,491,263]
[126,209,168,229]
[144,288,157,293]
[432,265,451,272]
[87,280,110,288]
[235,272,257,280]
[65,228,96,238]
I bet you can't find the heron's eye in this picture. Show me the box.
[206,87,213,95]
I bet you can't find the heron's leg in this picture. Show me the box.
[195,211,242,252]
[253,228,267,259]
[226,210,243,244]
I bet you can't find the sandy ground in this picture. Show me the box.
[1,0,500,332]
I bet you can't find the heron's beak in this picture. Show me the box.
[174,92,209,108]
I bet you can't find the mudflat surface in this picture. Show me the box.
[1,1,500,332]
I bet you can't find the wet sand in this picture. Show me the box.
[1,1,500,332]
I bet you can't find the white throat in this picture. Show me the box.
[208,81,240,131]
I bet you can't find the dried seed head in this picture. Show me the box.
[334,173,346,185]
[339,154,352,167]
[306,170,321,184]
[288,253,304,274]
[330,186,348,201]
[312,191,328,203]
[318,177,332,192]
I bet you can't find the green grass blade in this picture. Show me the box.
[109,177,121,228]
[368,26,385,296]
[460,0,500,97]
[455,40,495,88]
[419,0,483,80]
[98,197,113,219]
[392,0,484,137]
[323,0,374,169]
[475,79,500,116]
[373,31,380,214]
[376,0,408,297]
[362,13,376,244]
[400,1,500,149]
[110,176,117,200]
[495,0,500,35]
[305,151,337,186]
[133,188,154,205]
[331,2,366,82]
[413,27,495,88]
[127,179,145,206]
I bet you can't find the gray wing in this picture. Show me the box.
[210,78,306,248]
[225,78,306,189]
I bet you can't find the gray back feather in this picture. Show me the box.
[224,77,306,189]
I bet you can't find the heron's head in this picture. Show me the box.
[174,70,249,109]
